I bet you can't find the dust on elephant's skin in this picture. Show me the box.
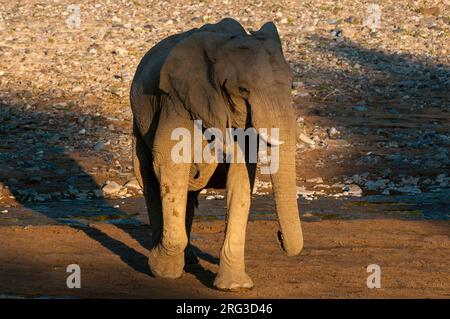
[130,18,303,290]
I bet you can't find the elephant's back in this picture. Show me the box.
[131,29,198,96]
[130,29,198,138]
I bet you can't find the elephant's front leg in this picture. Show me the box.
[214,162,255,290]
[148,162,190,279]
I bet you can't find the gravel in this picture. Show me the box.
[0,0,448,205]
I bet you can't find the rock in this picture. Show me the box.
[326,18,338,25]
[298,133,315,145]
[327,127,340,138]
[93,140,110,151]
[302,25,316,32]
[306,177,324,184]
[112,47,127,56]
[365,179,389,191]
[102,181,122,195]
[124,178,141,190]
[206,195,224,200]
[326,139,351,147]
[331,183,345,189]
[34,194,48,202]
[313,184,330,189]
[395,185,422,194]
[401,176,419,185]
[1,210,8,214]
[353,103,368,111]
[330,29,342,38]
[344,184,363,197]
[296,186,315,199]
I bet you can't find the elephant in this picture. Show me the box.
[130,18,303,290]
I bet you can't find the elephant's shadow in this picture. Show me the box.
[78,223,219,288]
[0,105,219,289]
[110,224,220,288]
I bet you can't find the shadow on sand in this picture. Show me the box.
[0,102,218,289]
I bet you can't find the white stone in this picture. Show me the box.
[124,179,141,190]
[345,184,363,197]
[306,177,324,184]
[298,133,315,145]
[102,181,121,195]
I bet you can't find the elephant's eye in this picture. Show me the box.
[239,87,249,94]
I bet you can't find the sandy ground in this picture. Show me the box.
[0,0,449,300]
[0,219,449,298]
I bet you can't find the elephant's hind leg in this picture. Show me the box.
[132,123,163,247]
[185,191,200,265]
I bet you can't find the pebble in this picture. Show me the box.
[124,178,141,190]
[395,185,422,194]
[353,103,368,111]
[0,3,448,208]
[102,181,122,195]
[296,186,315,198]
[366,179,389,191]
[206,195,224,200]
[344,184,363,197]
[298,133,315,145]
[327,127,340,138]
[306,177,324,184]
[93,140,110,151]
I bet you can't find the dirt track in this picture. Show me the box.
[1,219,449,298]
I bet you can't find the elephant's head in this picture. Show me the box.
[159,21,303,257]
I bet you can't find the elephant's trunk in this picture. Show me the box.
[252,95,303,257]
[270,118,303,256]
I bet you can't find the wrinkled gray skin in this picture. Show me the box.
[130,18,303,290]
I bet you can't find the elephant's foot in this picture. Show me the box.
[213,264,254,291]
[185,244,199,265]
[148,245,185,279]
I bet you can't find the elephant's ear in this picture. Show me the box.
[159,32,231,131]
[250,22,282,46]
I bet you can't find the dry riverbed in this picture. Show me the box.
[0,219,449,298]
[0,0,449,299]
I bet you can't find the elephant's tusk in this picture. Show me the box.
[259,132,284,146]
